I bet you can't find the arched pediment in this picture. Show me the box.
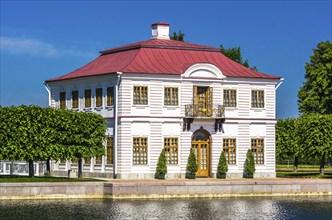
[183,63,226,79]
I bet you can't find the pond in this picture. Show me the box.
[1,196,332,219]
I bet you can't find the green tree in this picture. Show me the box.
[298,41,332,114]
[220,45,258,70]
[169,30,257,70]
[186,148,198,178]
[0,105,106,177]
[244,149,255,178]
[170,30,185,42]
[276,118,302,171]
[297,114,332,175]
[217,151,228,178]
[156,149,167,179]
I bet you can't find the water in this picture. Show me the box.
[0,196,332,220]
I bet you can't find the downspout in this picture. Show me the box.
[275,78,284,91]
[43,82,51,106]
[114,72,122,178]
[43,81,52,175]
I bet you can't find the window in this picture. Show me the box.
[223,138,236,164]
[133,137,148,165]
[84,157,91,165]
[223,89,237,107]
[96,88,103,107]
[107,87,114,106]
[251,138,264,164]
[84,89,91,108]
[95,155,102,164]
[106,137,113,164]
[164,87,178,106]
[59,92,66,109]
[133,86,148,105]
[72,91,79,109]
[164,138,178,164]
[251,90,264,108]
[193,86,213,117]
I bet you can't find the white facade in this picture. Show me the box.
[47,66,281,179]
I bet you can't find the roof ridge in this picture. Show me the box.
[100,39,220,55]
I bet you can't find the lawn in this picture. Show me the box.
[0,175,105,183]
[276,172,332,179]
[276,164,332,172]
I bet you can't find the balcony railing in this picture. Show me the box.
[185,104,225,118]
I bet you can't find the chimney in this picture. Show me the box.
[151,22,170,40]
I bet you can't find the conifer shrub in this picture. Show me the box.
[217,151,228,178]
[244,149,255,178]
[156,149,167,179]
[186,148,198,179]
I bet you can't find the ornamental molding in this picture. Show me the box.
[182,63,226,79]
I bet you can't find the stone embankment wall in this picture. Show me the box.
[0,179,331,199]
[0,182,104,199]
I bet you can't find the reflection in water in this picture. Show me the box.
[0,196,331,220]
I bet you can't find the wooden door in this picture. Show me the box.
[192,140,210,176]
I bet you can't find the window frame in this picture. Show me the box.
[95,88,103,107]
[251,90,265,108]
[72,90,79,109]
[251,138,265,164]
[223,89,237,108]
[59,91,66,109]
[133,86,148,105]
[164,87,179,106]
[132,137,148,165]
[106,136,113,164]
[223,138,236,164]
[107,87,114,107]
[84,89,92,108]
[164,137,178,165]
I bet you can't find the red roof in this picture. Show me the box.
[46,39,280,82]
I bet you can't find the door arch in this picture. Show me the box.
[191,127,211,177]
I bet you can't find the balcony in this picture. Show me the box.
[183,104,225,132]
[185,104,225,118]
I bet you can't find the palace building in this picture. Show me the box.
[44,22,283,179]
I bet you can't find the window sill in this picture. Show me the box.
[83,107,92,112]
[163,106,179,110]
[250,108,265,112]
[71,108,79,112]
[132,105,149,109]
[105,106,114,110]
[95,107,103,111]
[224,107,238,110]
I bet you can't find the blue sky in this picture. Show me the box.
[1,0,331,119]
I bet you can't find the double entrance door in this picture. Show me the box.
[191,140,210,177]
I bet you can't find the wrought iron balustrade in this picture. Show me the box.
[185,104,225,118]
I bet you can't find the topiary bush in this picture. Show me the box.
[244,149,255,178]
[156,149,167,179]
[217,151,228,178]
[186,148,198,179]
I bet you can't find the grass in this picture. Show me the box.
[276,163,332,178]
[276,172,332,179]
[276,164,332,172]
[0,175,105,183]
